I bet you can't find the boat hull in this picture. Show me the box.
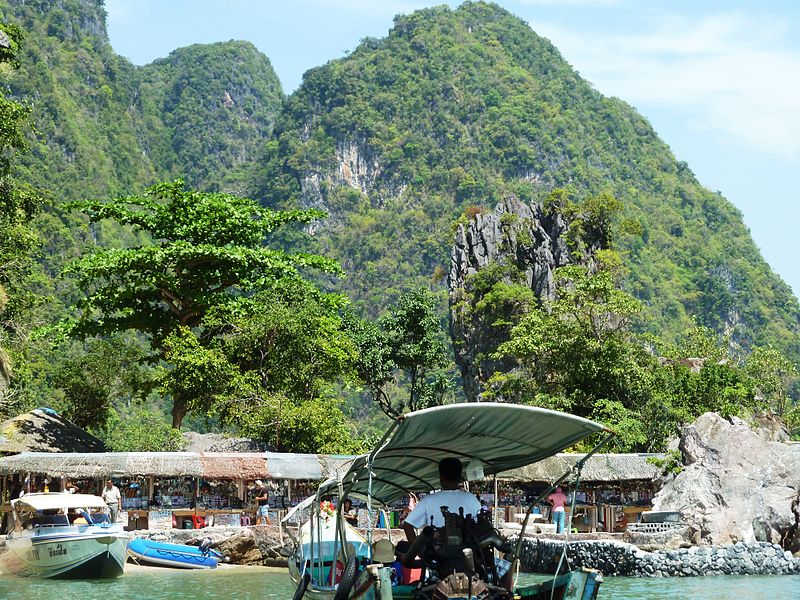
[127,538,219,569]
[1,529,127,579]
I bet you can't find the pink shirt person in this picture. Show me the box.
[547,487,568,533]
[547,487,567,512]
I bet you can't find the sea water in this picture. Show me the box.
[0,567,798,600]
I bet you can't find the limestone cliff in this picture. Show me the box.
[448,196,571,401]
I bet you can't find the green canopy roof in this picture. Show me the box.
[321,403,605,504]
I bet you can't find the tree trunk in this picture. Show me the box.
[172,398,187,429]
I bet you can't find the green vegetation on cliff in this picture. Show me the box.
[253,1,799,360]
[1,0,282,198]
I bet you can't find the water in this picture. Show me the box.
[1,568,798,600]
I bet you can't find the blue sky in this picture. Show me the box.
[106,0,800,295]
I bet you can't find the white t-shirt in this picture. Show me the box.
[404,490,482,529]
[102,485,121,505]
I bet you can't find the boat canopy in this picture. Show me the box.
[318,403,605,505]
[12,493,108,511]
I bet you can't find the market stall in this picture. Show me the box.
[0,450,355,532]
[496,452,662,533]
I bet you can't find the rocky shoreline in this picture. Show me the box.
[133,525,800,578]
[517,537,800,577]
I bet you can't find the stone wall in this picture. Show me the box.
[517,537,800,577]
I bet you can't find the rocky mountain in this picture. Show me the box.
[449,196,572,400]
[0,0,282,199]
[252,2,800,361]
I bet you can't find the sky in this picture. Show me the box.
[105,0,800,295]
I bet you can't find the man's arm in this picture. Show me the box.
[402,522,417,544]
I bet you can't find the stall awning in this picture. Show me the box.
[264,452,353,480]
[0,451,355,481]
[498,453,663,483]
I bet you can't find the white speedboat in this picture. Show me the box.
[1,493,128,579]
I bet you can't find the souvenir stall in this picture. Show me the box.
[494,452,662,534]
[0,452,270,530]
[0,450,357,532]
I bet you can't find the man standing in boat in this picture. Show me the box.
[402,457,481,542]
[102,479,122,523]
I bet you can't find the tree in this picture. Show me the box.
[0,21,41,417]
[53,334,157,429]
[98,406,186,452]
[350,287,452,418]
[197,278,359,450]
[745,345,800,434]
[490,262,650,421]
[67,180,340,427]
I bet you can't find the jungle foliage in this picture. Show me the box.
[0,1,798,451]
[253,1,800,363]
[66,180,340,430]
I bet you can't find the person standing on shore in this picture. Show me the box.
[102,479,122,523]
[254,480,270,525]
[548,486,568,533]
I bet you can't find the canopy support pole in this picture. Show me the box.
[510,432,615,583]
[493,475,499,528]
[364,417,402,551]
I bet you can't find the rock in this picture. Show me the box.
[133,525,291,566]
[448,196,573,401]
[652,413,800,551]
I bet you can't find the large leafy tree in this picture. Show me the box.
[67,180,340,427]
[490,261,650,418]
[0,22,41,417]
[158,278,361,452]
[349,287,452,418]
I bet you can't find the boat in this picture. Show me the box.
[0,492,128,579]
[127,537,222,569]
[286,402,612,600]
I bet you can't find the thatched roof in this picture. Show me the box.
[0,451,353,481]
[0,409,106,455]
[498,453,662,483]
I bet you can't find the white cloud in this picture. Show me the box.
[534,11,800,159]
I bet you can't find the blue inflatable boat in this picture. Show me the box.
[128,537,222,569]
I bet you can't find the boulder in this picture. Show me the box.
[652,412,800,551]
[133,525,292,566]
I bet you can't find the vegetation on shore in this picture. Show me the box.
[0,2,798,452]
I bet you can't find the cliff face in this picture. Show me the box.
[252,2,800,360]
[1,0,283,198]
[449,196,571,401]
